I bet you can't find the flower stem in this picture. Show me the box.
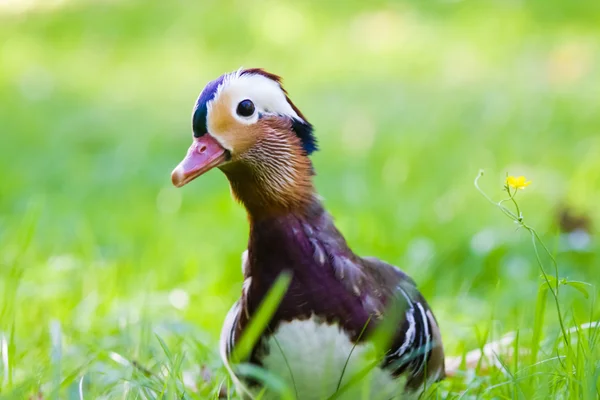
[474,170,571,351]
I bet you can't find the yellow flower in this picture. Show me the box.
[506,175,531,190]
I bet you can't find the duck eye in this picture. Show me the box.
[236,99,255,117]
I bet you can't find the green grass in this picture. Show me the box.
[1,0,599,398]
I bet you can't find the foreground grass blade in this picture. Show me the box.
[234,363,295,400]
[231,271,292,364]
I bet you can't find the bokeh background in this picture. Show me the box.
[1,0,599,398]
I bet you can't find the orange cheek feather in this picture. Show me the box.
[208,94,259,156]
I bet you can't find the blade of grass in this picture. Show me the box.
[234,363,294,400]
[531,283,548,367]
[49,320,62,400]
[231,271,292,364]
[269,335,298,400]
[335,315,371,392]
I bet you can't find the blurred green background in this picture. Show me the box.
[1,0,599,398]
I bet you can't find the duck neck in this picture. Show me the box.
[245,198,326,278]
[243,196,354,284]
[218,133,351,278]
[220,135,316,220]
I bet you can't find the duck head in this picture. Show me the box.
[171,68,318,217]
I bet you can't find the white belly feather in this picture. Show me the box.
[244,316,408,400]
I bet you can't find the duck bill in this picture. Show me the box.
[171,135,227,188]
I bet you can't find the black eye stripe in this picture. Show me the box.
[236,99,255,117]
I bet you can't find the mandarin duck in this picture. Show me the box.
[171,68,445,399]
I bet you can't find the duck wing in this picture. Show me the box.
[360,256,445,390]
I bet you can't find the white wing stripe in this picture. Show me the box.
[415,302,431,374]
[395,308,416,357]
